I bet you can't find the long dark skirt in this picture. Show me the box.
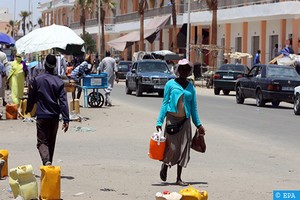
[162,113,192,168]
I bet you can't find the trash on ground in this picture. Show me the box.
[100,188,116,192]
[73,126,96,132]
[155,191,182,200]
[73,192,85,196]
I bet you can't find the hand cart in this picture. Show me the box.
[82,73,108,108]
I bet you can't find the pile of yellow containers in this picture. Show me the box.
[9,165,38,200]
[0,149,8,178]
[40,165,61,200]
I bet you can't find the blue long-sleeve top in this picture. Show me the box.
[156,79,201,127]
[26,72,69,123]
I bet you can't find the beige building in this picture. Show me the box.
[0,8,12,35]
[38,0,300,67]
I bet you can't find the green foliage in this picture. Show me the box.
[81,32,96,53]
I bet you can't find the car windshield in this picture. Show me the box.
[267,66,300,78]
[118,65,129,71]
[138,62,171,73]
[219,65,246,72]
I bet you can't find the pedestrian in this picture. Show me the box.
[254,50,261,64]
[26,54,69,166]
[7,54,25,105]
[70,55,91,100]
[0,50,8,106]
[272,44,279,59]
[156,59,205,186]
[98,51,117,106]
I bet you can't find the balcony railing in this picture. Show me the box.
[115,4,183,23]
[69,18,114,29]
[189,0,296,12]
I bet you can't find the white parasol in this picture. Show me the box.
[16,24,85,55]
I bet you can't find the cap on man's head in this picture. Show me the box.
[45,54,56,68]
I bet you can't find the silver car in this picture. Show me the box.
[294,85,300,115]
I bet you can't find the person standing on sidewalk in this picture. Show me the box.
[156,59,205,186]
[98,51,117,106]
[0,50,8,106]
[26,54,69,166]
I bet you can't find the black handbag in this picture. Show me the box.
[166,118,187,135]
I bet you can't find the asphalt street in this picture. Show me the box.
[0,82,299,200]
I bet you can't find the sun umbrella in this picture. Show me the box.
[0,32,16,45]
[16,24,85,56]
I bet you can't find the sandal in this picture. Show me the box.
[176,179,188,186]
[160,163,167,182]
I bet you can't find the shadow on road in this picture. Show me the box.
[151,181,208,186]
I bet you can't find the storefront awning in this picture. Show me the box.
[107,14,171,51]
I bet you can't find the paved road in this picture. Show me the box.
[0,83,299,200]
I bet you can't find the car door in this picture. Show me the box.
[128,63,137,89]
[248,65,263,98]
[242,66,258,97]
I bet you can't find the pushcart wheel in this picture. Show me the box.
[88,92,104,108]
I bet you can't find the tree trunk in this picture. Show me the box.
[82,8,86,36]
[101,8,106,59]
[171,0,177,53]
[210,7,217,71]
[140,12,144,51]
[22,18,26,36]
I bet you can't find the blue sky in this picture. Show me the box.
[0,0,49,25]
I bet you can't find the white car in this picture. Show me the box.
[294,86,300,115]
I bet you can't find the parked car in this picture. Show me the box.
[126,60,176,97]
[116,61,132,79]
[213,64,250,95]
[294,85,300,115]
[235,64,300,107]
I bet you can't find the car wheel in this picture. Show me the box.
[125,84,132,95]
[214,88,220,95]
[256,89,265,107]
[271,100,280,107]
[236,86,244,104]
[294,94,300,115]
[223,89,230,95]
[136,84,143,97]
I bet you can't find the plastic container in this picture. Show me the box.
[19,99,37,118]
[40,166,61,200]
[148,131,166,160]
[0,149,8,177]
[6,104,18,119]
[83,73,108,88]
[9,165,38,200]
[69,99,80,113]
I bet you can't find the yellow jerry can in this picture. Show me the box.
[0,149,8,177]
[9,165,38,200]
[40,165,61,200]
[179,185,208,200]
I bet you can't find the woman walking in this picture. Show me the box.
[156,59,205,186]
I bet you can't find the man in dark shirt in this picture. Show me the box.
[26,54,69,166]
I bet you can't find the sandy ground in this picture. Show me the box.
[0,86,299,200]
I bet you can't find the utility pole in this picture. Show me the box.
[13,0,16,38]
[186,0,191,60]
[98,0,101,57]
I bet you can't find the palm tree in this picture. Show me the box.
[99,0,116,58]
[76,0,93,37]
[138,0,149,51]
[159,0,177,52]
[19,11,32,35]
[6,20,15,36]
[206,0,218,70]
[37,18,43,28]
